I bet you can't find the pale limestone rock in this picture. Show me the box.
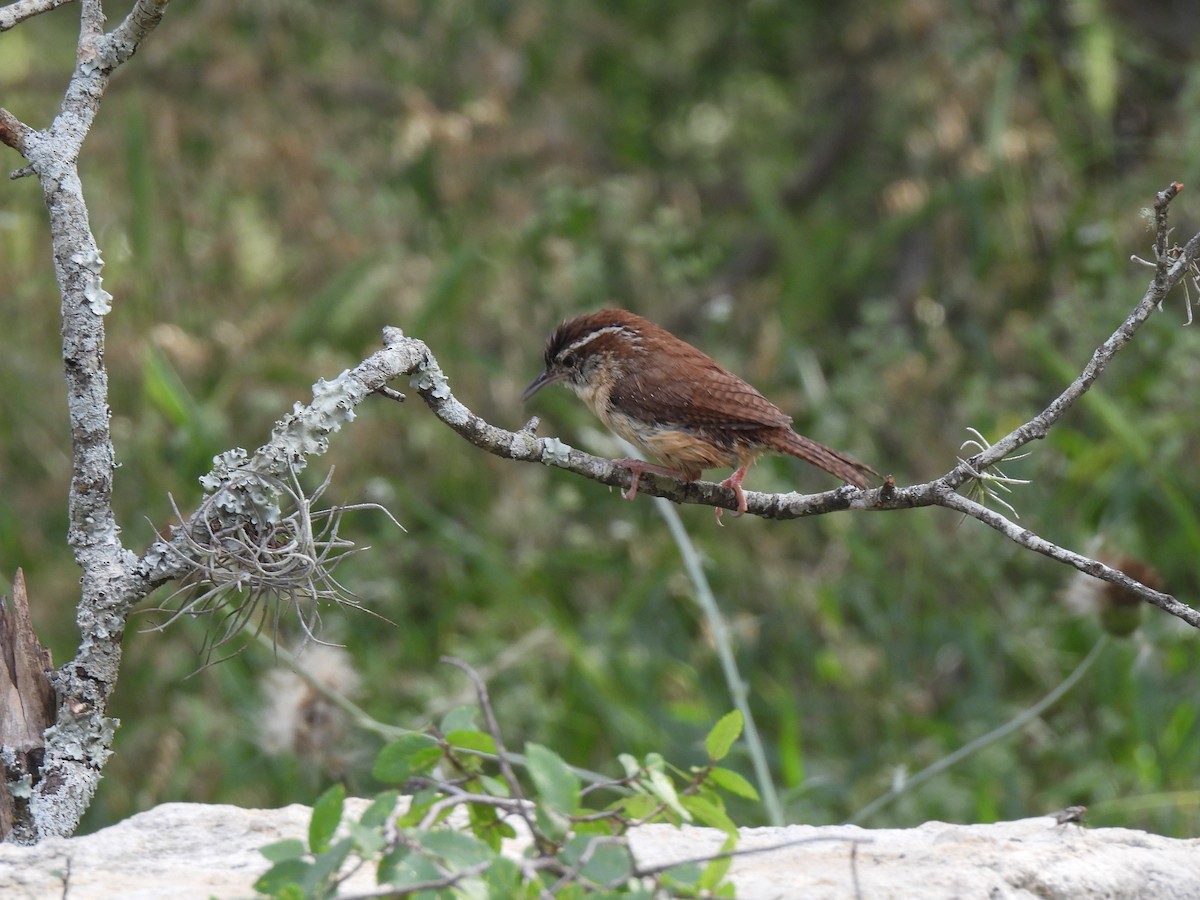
[0,801,1197,899]
[628,818,1200,899]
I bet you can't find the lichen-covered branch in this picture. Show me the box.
[0,0,175,843]
[137,327,430,587]
[106,0,169,64]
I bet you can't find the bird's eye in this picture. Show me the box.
[561,353,577,369]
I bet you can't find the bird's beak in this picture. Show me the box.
[521,368,567,401]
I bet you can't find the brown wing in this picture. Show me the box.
[607,336,794,432]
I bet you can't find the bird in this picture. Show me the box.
[522,308,878,520]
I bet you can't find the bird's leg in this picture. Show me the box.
[714,465,749,525]
[612,458,685,501]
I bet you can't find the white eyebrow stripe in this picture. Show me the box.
[558,325,640,359]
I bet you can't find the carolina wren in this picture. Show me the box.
[522,308,879,519]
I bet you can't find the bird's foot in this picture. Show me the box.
[714,466,749,525]
[613,458,686,501]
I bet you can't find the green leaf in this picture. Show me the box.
[358,790,400,830]
[616,793,658,821]
[348,820,386,857]
[524,742,580,818]
[696,835,736,891]
[618,753,641,778]
[378,844,443,887]
[446,729,498,755]
[306,836,353,893]
[534,801,571,842]
[309,784,345,854]
[468,801,503,852]
[681,795,736,836]
[561,835,633,884]
[572,817,610,836]
[396,787,440,827]
[260,838,307,863]
[253,859,311,896]
[440,705,480,734]
[372,733,440,783]
[375,845,408,885]
[479,774,511,798]
[778,704,806,787]
[706,766,761,801]
[418,828,494,867]
[141,347,195,427]
[484,856,524,896]
[660,862,704,890]
[646,769,690,821]
[705,711,744,762]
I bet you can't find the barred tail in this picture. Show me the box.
[771,431,879,489]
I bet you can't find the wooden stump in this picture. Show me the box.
[0,569,56,842]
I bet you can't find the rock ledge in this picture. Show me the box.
[0,801,1196,898]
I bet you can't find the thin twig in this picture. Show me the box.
[935,490,1197,628]
[627,833,873,880]
[252,633,617,785]
[847,634,1110,824]
[951,183,1194,479]
[337,859,495,900]
[649,489,784,826]
[440,656,542,844]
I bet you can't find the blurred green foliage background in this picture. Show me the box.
[2,0,1199,838]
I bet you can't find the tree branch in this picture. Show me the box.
[400,344,1199,629]
[0,0,76,33]
[0,0,177,843]
[0,108,33,155]
[934,491,1197,628]
[388,187,1200,632]
[106,0,169,67]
